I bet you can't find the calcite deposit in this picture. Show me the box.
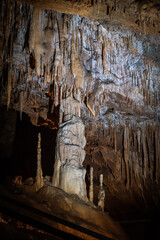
[34,132,44,192]
[0,0,160,226]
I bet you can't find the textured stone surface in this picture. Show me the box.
[34,132,44,192]
[52,87,87,200]
[0,0,160,221]
[19,0,160,36]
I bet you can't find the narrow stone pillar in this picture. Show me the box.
[89,167,94,202]
[98,174,105,211]
[35,132,44,192]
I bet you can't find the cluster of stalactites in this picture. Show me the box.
[86,121,160,191]
[2,2,159,123]
[123,123,160,189]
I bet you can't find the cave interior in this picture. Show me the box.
[0,0,160,240]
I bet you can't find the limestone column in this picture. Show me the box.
[52,86,87,201]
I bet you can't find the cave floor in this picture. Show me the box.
[0,182,128,240]
[0,181,159,240]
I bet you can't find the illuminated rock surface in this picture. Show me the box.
[0,0,160,239]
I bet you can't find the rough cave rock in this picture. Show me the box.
[0,0,160,225]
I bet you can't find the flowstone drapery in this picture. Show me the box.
[52,86,88,201]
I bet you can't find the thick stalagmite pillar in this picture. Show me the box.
[52,86,88,201]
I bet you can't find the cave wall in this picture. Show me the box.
[0,0,160,218]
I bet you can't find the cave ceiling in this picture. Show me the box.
[1,0,160,127]
[20,0,160,36]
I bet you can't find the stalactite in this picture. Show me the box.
[124,126,130,189]
[54,81,59,107]
[137,129,141,153]
[133,129,137,149]
[132,152,139,186]
[142,125,147,178]
[98,174,105,211]
[89,167,94,202]
[146,124,153,179]
[130,152,133,187]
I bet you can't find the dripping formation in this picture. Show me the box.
[0,0,160,239]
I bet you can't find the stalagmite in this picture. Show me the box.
[98,174,105,211]
[52,84,87,201]
[35,132,44,192]
[89,167,94,202]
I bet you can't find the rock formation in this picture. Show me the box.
[35,132,44,192]
[89,167,94,202]
[52,86,88,201]
[0,0,160,225]
[98,174,105,211]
